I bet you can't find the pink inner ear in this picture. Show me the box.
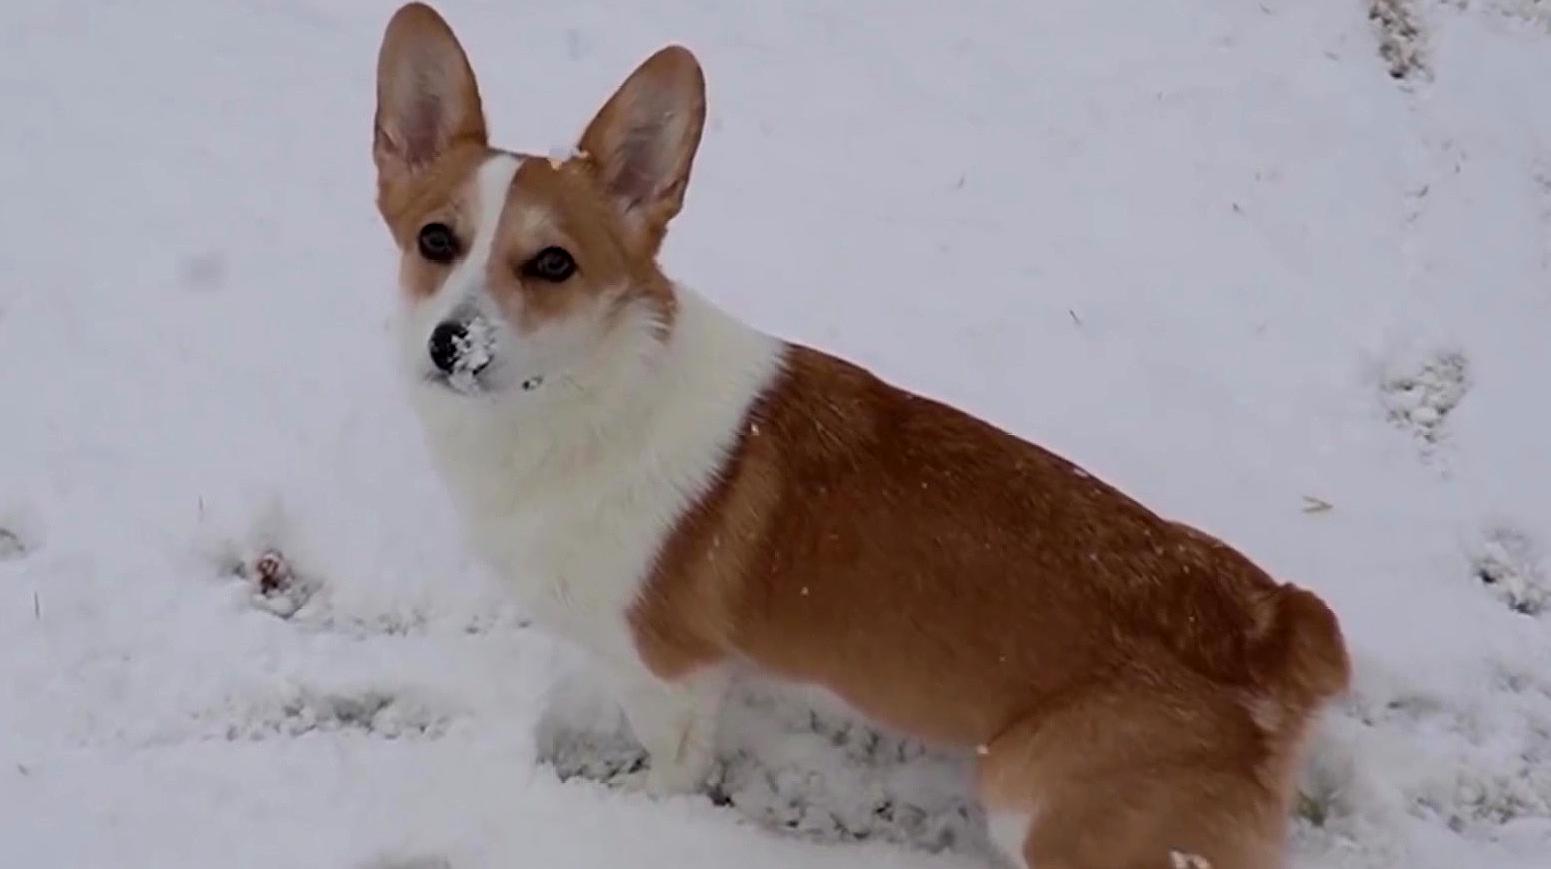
[586,102,699,220]
[611,144,659,210]
[375,7,488,175]
[578,47,704,228]
[397,93,448,165]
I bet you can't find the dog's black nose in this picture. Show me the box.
[428,322,465,374]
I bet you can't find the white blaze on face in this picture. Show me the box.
[401,153,521,384]
[441,153,522,315]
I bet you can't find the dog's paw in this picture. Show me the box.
[626,758,720,799]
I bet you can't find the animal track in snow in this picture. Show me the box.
[1473,527,1548,617]
[207,687,451,742]
[211,515,527,638]
[1370,0,1430,81]
[1481,0,1551,28]
[303,606,529,641]
[1317,654,1551,851]
[1380,351,1468,451]
[537,677,984,856]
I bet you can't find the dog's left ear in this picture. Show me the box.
[578,46,707,249]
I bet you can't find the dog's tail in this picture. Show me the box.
[1247,583,1351,723]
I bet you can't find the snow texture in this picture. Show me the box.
[0,528,25,562]
[453,316,493,373]
[3,2,1550,868]
[446,315,495,394]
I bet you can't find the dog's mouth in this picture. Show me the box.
[441,369,486,395]
[424,368,545,396]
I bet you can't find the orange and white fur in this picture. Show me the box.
[373,5,1351,867]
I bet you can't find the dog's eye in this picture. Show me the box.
[416,223,459,264]
[523,246,577,282]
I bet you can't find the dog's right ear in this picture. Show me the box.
[374,3,487,189]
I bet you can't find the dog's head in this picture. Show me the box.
[373,3,705,410]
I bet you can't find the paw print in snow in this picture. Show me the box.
[1474,528,1547,617]
[1381,351,1468,450]
[1369,0,1429,81]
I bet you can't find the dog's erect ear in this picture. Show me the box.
[578,46,706,247]
[374,3,486,185]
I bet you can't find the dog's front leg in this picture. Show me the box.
[611,666,728,797]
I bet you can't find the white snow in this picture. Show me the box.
[445,315,494,394]
[2,1,1549,867]
[450,316,494,376]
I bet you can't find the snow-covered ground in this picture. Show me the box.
[3,1,1549,866]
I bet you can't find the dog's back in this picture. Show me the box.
[634,346,1351,869]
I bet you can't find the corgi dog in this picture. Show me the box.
[372,4,1350,867]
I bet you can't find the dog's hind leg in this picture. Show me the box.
[976,680,1294,869]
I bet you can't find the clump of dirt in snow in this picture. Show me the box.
[235,548,317,618]
[1381,351,1468,449]
[1474,528,1548,616]
[1371,0,1430,80]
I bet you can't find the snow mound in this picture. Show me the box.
[538,669,986,855]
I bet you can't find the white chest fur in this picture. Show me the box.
[408,287,784,670]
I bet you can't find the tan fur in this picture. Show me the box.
[374,6,1352,867]
[577,47,706,255]
[488,159,677,335]
[378,143,490,299]
[377,149,678,332]
[374,5,685,331]
[373,4,486,206]
[634,348,1350,868]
